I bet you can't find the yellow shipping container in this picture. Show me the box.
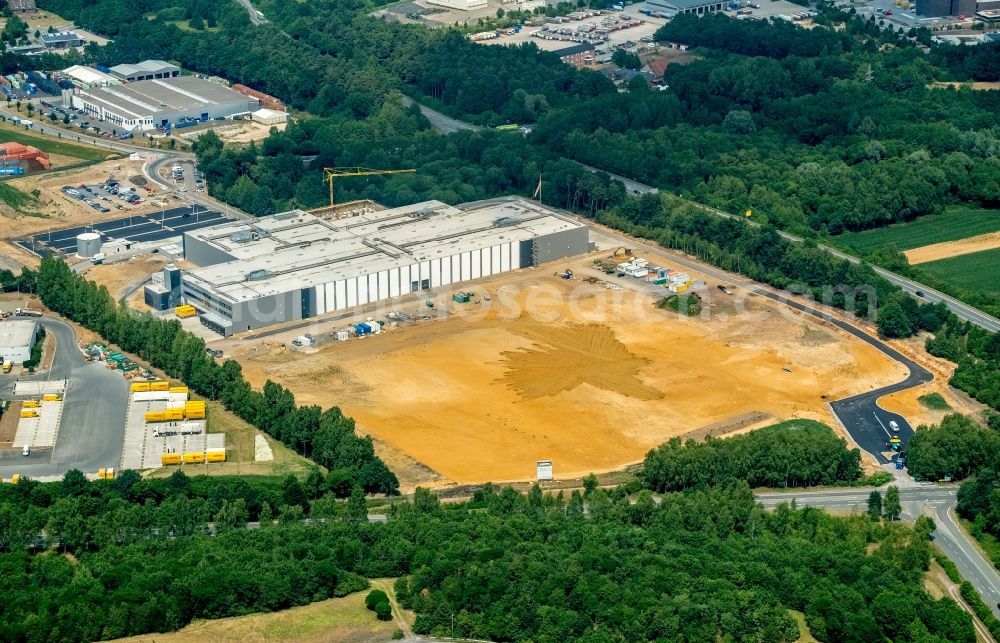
[145,411,166,423]
[149,381,169,391]
[42,394,62,402]
[20,409,38,418]
[164,409,184,421]
[161,453,182,465]
[185,412,206,420]
[206,450,227,463]
[169,386,189,394]
[131,382,150,392]
[175,305,197,318]
[22,400,40,408]
[183,452,204,463]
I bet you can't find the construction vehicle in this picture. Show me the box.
[322,167,416,207]
[559,269,574,280]
[611,247,633,259]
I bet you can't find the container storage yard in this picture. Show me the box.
[12,395,63,450]
[119,380,225,470]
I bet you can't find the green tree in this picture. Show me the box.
[612,49,642,70]
[884,485,902,521]
[867,490,883,520]
[348,485,368,523]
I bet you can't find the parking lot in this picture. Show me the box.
[12,400,64,450]
[16,205,229,256]
[120,391,223,470]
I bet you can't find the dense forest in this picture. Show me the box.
[35,258,398,495]
[642,420,865,491]
[0,471,975,642]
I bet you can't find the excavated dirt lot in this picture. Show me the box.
[228,252,909,486]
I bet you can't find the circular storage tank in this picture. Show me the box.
[76,232,101,258]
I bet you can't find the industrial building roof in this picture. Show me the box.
[109,59,178,78]
[0,320,38,350]
[76,76,254,119]
[647,0,721,8]
[63,65,117,86]
[40,32,83,45]
[184,198,585,302]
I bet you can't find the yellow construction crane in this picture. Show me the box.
[322,167,416,207]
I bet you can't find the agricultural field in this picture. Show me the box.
[917,247,1000,298]
[0,124,113,162]
[834,209,1000,255]
[225,250,907,486]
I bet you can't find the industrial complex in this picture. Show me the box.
[179,197,590,335]
[68,75,260,132]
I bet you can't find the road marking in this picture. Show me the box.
[873,413,892,437]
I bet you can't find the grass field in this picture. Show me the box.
[0,182,37,210]
[918,247,1000,298]
[0,124,112,161]
[918,392,951,411]
[835,209,1000,254]
[110,586,403,642]
[788,611,818,643]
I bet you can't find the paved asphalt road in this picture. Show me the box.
[0,316,127,479]
[396,99,1000,334]
[758,486,1000,619]
[237,0,268,24]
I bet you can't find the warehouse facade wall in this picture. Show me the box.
[0,320,38,363]
[182,233,237,267]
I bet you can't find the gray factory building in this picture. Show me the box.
[0,319,39,364]
[109,59,180,82]
[646,0,726,15]
[181,197,591,336]
[144,264,183,311]
[69,75,259,132]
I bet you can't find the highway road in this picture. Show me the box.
[757,486,1000,619]
[0,315,127,479]
[237,0,268,24]
[592,164,1000,334]
[397,98,1000,334]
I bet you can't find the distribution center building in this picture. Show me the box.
[181,197,590,336]
[68,76,260,131]
[0,320,39,364]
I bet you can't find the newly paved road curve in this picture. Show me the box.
[757,486,1000,619]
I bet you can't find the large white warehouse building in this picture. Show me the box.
[0,319,39,364]
[181,197,590,336]
[68,75,259,132]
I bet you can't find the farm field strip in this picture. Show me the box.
[836,209,1000,254]
[905,231,1000,265]
[918,247,1000,297]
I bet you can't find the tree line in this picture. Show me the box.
[35,258,398,495]
[642,420,864,492]
[0,471,976,643]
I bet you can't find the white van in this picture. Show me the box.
[22,445,30,456]
[889,420,900,433]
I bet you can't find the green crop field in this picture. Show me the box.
[835,209,1000,254]
[918,247,1000,298]
[0,125,112,161]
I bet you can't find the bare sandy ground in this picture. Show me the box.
[905,231,1000,264]
[227,252,908,486]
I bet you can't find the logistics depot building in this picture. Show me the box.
[68,76,260,132]
[181,197,590,336]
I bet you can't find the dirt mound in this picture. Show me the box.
[499,323,661,400]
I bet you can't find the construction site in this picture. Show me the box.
[221,240,909,487]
